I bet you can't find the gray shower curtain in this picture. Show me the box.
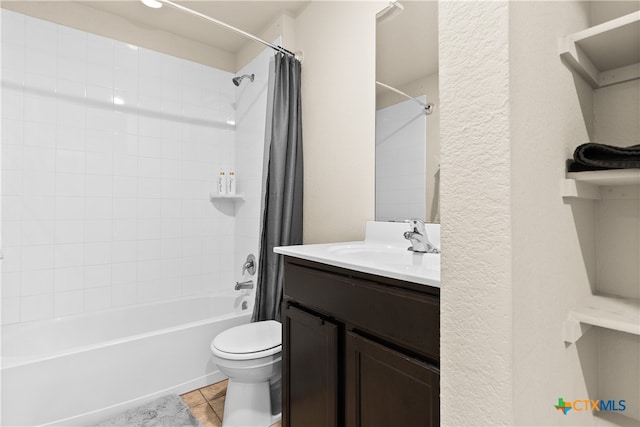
[252,53,303,322]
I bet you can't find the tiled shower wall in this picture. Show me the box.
[1,10,242,324]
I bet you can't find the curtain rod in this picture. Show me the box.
[157,0,299,60]
[376,81,434,115]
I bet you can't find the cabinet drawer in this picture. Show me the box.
[284,261,439,361]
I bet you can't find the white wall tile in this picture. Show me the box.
[84,264,111,288]
[85,197,112,220]
[85,175,112,197]
[25,48,57,77]
[24,95,57,124]
[1,246,22,273]
[111,284,136,307]
[23,146,56,172]
[2,44,25,73]
[113,155,138,178]
[2,220,22,247]
[2,144,24,170]
[113,219,137,241]
[54,290,84,317]
[1,88,24,121]
[1,170,22,196]
[56,125,85,151]
[23,122,55,148]
[2,11,247,324]
[86,130,114,154]
[54,243,85,269]
[55,197,85,220]
[57,57,86,84]
[112,262,137,284]
[84,242,112,265]
[1,297,21,325]
[58,26,87,60]
[21,293,54,322]
[54,220,85,244]
[54,266,84,292]
[1,10,26,47]
[22,244,55,270]
[22,220,55,246]
[137,239,161,261]
[84,286,111,311]
[112,240,137,263]
[21,268,54,296]
[56,173,85,197]
[113,197,137,219]
[56,99,86,127]
[25,15,57,51]
[85,220,112,243]
[56,150,86,174]
[2,119,24,146]
[87,33,113,67]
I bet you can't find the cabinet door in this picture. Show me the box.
[345,331,439,427]
[282,303,339,427]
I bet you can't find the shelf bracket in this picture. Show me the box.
[563,316,593,344]
[561,179,601,200]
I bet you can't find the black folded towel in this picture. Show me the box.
[567,143,640,172]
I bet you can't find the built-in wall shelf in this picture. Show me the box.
[562,169,640,199]
[209,193,245,202]
[559,11,640,88]
[564,294,640,344]
[209,193,245,215]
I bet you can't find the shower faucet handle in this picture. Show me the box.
[242,254,256,276]
[235,280,254,290]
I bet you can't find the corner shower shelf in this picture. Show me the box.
[561,169,640,199]
[209,193,245,202]
[559,11,640,88]
[563,294,640,344]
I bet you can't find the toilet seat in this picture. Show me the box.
[212,320,282,361]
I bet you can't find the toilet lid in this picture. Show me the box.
[213,320,281,355]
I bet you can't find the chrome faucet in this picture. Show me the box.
[403,219,440,254]
[235,280,254,290]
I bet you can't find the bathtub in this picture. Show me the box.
[1,292,252,426]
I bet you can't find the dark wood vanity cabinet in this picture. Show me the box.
[281,257,440,427]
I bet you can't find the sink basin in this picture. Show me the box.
[274,221,441,287]
[327,243,439,273]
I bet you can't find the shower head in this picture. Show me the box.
[232,74,255,87]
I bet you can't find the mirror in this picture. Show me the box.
[375,1,439,222]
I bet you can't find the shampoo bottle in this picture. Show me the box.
[227,170,236,196]
[217,171,227,196]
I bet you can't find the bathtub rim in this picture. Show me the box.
[1,291,253,369]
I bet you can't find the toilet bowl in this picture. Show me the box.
[211,320,282,427]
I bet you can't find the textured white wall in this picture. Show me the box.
[438,2,513,425]
[294,1,385,243]
[510,2,599,425]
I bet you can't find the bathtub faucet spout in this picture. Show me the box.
[235,280,254,290]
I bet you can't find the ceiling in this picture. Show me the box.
[2,0,438,89]
[77,1,311,54]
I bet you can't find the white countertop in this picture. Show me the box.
[274,221,441,288]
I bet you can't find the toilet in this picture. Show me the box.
[210,320,282,427]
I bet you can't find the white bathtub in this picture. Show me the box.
[1,292,252,426]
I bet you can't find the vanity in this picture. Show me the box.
[275,222,440,427]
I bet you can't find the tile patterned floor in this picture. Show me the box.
[180,380,281,427]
